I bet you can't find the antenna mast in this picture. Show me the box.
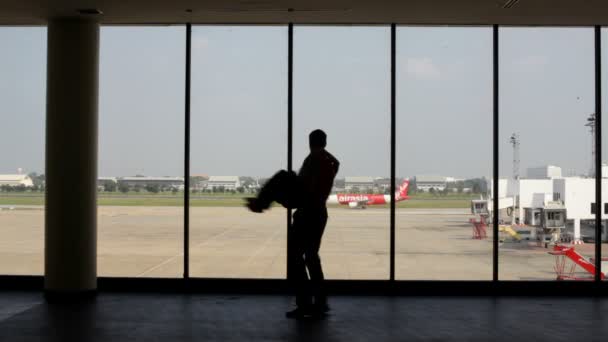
[509,133,520,179]
[585,113,596,177]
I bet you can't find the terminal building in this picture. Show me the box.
[0,174,34,188]
[374,178,392,193]
[344,176,375,192]
[527,165,563,179]
[488,165,608,243]
[206,176,241,191]
[118,176,184,189]
[415,175,447,192]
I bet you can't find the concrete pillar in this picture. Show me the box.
[518,206,523,226]
[45,19,99,295]
[573,218,581,242]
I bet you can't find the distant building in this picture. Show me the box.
[118,176,184,189]
[415,175,447,192]
[345,177,375,192]
[488,167,608,242]
[0,174,34,187]
[374,178,392,193]
[527,165,562,179]
[207,176,241,191]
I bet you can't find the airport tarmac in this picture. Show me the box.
[1,206,605,280]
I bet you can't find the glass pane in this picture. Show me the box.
[499,27,595,280]
[396,27,493,280]
[0,27,46,275]
[293,26,390,280]
[98,26,185,277]
[190,26,287,278]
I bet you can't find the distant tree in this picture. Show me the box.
[409,178,417,194]
[480,177,488,193]
[463,178,487,194]
[172,188,178,195]
[429,187,436,195]
[333,178,345,189]
[236,186,245,194]
[119,183,130,193]
[14,184,26,192]
[103,181,117,192]
[239,176,256,189]
[472,183,481,194]
[190,176,207,189]
[455,181,464,193]
[218,186,226,193]
[133,184,142,193]
[28,172,45,189]
[145,184,160,193]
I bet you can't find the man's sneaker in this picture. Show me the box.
[314,303,331,313]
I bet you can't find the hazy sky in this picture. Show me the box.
[1,26,605,179]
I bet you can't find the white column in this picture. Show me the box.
[45,19,99,295]
[518,204,523,225]
[573,218,581,243]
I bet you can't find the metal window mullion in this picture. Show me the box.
[493,25,499,282]
[390,24,396,282]
[184,23,192,280]
[286,23,294,281]
[595,26,602,282]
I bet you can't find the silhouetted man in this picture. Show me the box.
[286,129,339,319]
[245,129,339,319]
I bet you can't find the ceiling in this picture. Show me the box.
[2,0,608,26]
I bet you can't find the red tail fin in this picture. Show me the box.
[396,180,409,200]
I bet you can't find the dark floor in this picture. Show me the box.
[1,292,607,341]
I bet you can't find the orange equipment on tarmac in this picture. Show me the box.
[549,245,606,280]
[469,216,487,239]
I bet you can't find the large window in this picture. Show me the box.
[98,26,185,277]
[396,27,493,280]
[0,27,46,275]
[190,26,287,278]
[499,27,595,280]
[293,26,391,279]
[3,24,607,284]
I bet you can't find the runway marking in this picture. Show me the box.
[135,228,236,277]
[242,227,283,275]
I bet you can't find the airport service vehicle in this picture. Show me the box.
[326,180,409,209]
